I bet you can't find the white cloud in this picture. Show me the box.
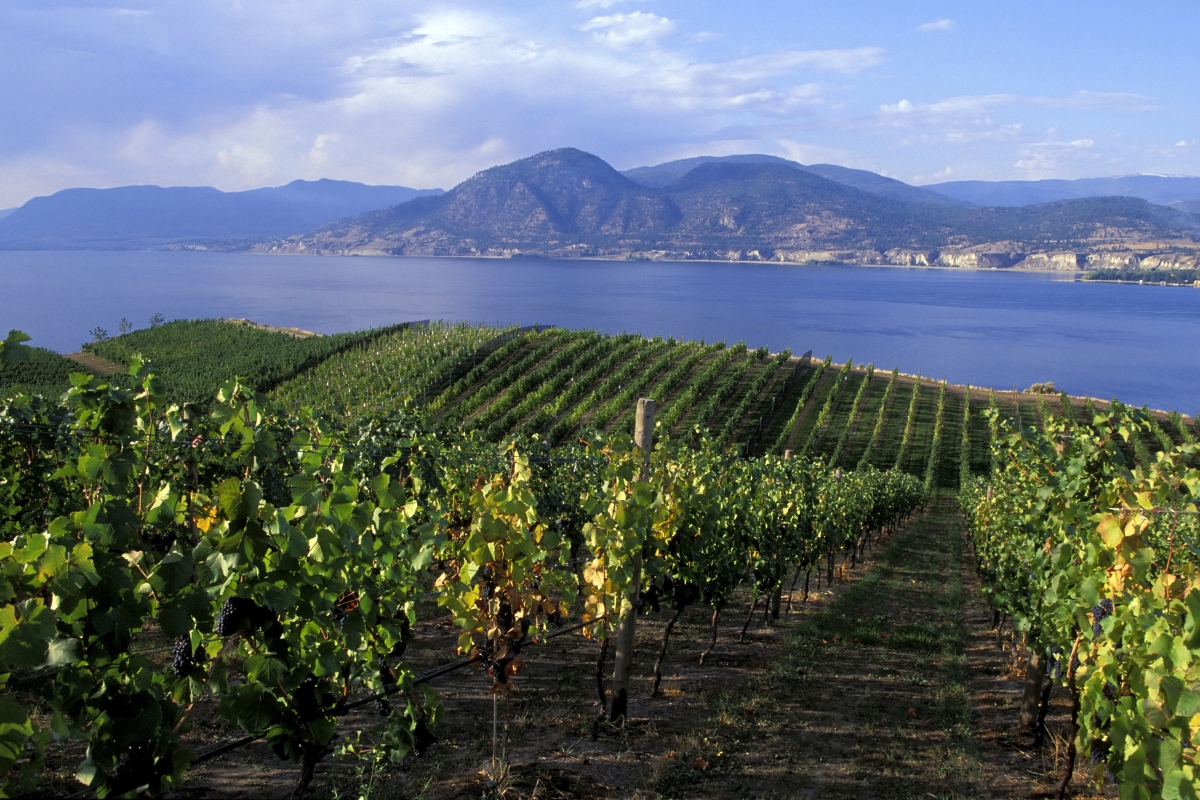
[880,91,1156,118]
[910,165,954,183]
[916,19,954,32]
[1,1,1191,202]
[580,12,677,48]
[575,0,646,8]
[0,5,884,203]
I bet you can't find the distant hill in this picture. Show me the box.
[0,209,14,220]
[0,179,442,250]
[262,148,1200,266]
[927,175,1200,207]
[622,154,966,206]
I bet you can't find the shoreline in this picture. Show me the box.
[205,248,1095,276]
[13,246,1200,281]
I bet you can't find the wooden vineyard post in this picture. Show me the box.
[770,449,793,618]
[610,397,654,722]
[1019,651,1045,728]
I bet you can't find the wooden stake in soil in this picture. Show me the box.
[1054,637,1083,800]
[1034,677,1053,748]
[740,595,758,642]
[592,637,609,739]
[700,608,720,666]
[652,607,684,697]
[1019,652,1045,728]
[786,565,802,613]
[609,398,654,722]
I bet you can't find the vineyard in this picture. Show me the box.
[0,320,1198,798]
[83,319,423,408]
[0,345,79,398]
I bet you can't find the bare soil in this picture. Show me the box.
[63,351,125,375]
[120,492,1121,799]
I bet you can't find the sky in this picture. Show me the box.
[2,0,1198,207]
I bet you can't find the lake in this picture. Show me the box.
[1,250,1197,412]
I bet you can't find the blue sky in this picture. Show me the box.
[1,0,1197,206]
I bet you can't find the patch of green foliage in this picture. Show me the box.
[85,319,412,407]
[1083,268,1199,285]
[0,347,80,399]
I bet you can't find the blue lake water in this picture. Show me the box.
[1,250,1197,412]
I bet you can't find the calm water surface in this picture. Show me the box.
[1,250,1197,412]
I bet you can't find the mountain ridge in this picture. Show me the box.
[622,154,967,206]
[260,147,1200,270]
[0,179,443,250]
[927,174,1200,207]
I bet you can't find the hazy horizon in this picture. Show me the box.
[2,1,1198,208]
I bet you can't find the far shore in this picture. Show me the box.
[244,248,1095,276]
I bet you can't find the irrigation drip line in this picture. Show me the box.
[191,614,604,766]
[1107,507,1200,516]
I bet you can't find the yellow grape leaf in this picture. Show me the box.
[582,559,605,586]
[195,505,219,533]
[1097,515,1123,548]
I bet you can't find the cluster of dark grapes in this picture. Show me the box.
[496,602,515,633]
[332,590,360,630]
[294,674,323,722]
[638,580,663,614]
[1091,598,1114,638]
[1089,735,1113,766]
[673,580,700,609]
[389,615,411,658]
[216,596,288,660]
[374,657,397,717]
[171,637,207,678]
[1050,646,1064,680]
[108,742,157,796]
[216,596,274,637]
[480,603,533,689]
[412,714,437,757]
[639,576,697,614]
[143,529,177,553]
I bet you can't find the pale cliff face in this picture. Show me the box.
[1013,252,1083,271]
[1085,253,1141,270]
[1139,253,1198,270]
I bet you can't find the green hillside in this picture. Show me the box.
[85,318,418,407]
[0,347,81,398]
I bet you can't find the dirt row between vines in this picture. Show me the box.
[160,492,1121,799]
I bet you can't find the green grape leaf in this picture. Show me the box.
[42,638,80,668]
[0,696,32,774]
[0,600,56,667]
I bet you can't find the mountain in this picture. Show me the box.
[0,179,442,250]
[622,154,966,206]
[0,209,13,220]
[927,175,1200,207]
[262,148,1200,268]
[1170,200,1200,214]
